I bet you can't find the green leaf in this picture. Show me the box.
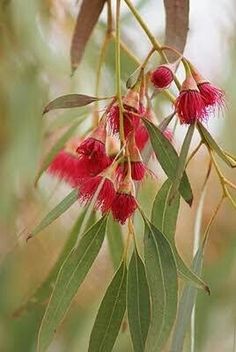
[35,118,83,184]
[13,209,97,317]
[37,215,108,352]
[106,215,124,270]
[144,219,178,352]
[152,179,180,242]
[127,246,150,352]
[169,123,195,203]
[88,261,127,352]
[197,121,236,168]
[151,180,209,293]
[126,66,142,89]
[143,118,193,205]
[158,112,176,132]
[30,189,78,238]
[43,94,103,114]
[170,247,204,352]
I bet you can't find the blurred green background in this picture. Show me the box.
[0,0,236,351]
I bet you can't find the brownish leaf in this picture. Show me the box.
[43,94,100,114]
[70,0,107,74]
[164,0,189,61]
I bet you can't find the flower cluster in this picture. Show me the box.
[151,63,224,124]
[48,59,223,224]
[49,87,172,224]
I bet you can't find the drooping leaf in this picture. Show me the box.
[88,261,127,352]
[143,218,178,351]
[13,209,97,317]
[197,121,236,168]
[106,215,124,270]
[70,0,107,73]
[151,179,209,293]
[37,215,108,352]
[35,118,84,184]
[143,118,193,205]
[169,123,195,203]
[127,246,150,352]
[164,0,189,61]
[170,247,204,352]
[43,94,103,114]
[30,190,77,238]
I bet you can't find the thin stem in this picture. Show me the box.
[186,141,203,168]
[124,0,163,56]
[162,89,176,103]
[140,48,155,69]
[182,58,192,77]
[112,32,141,65]
[225,179,236,191]
[161,45,183,59]
[115,0,125,145]
[202,194,225,248]
[209,149,236,210]
[191,165,209,352]
[123,219,133,261]
[124,0,181,90]
[93,2,113,126]
[209,149,227,196]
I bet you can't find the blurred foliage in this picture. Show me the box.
[0,1,236,352]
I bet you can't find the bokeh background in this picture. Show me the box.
[0,0,236,351]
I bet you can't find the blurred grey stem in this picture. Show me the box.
[190,183,208,352]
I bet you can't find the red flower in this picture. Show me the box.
[78,175,116,213]
[117,161,146,181]
[76,125,112,176]
[77,137,106,158]
[175,76,207,124]
[135,124,149,150]
[111,192,137,224]
[48,151,87,187]
[198,82,224,109]
[191,66,224,110]
[107,105,140,137]
[151,65,174,89]
[111,177,137,224]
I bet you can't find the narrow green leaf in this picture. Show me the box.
[143,118,193,205]
[106,216,124,270]
[88,261,127,352]
[35,118,83,184]
[127,247,150,352]
[170,248,203,352]
[158,112,176,132]
[144,219,178,352]
[151,180,209,293]
[126,66,142,89]
[43,94,103,114]
[37,215,108,352]
[152,179,180,242]
[13,209,97,317]
[197,121,236,168]
[31,189,77,238]
[169,123,195,203]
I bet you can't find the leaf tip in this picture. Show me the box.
[70,64,77,77]
[205,284,211,296]
[43,107,49,115]
[187,196,193,207]
[26,234,33,242]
